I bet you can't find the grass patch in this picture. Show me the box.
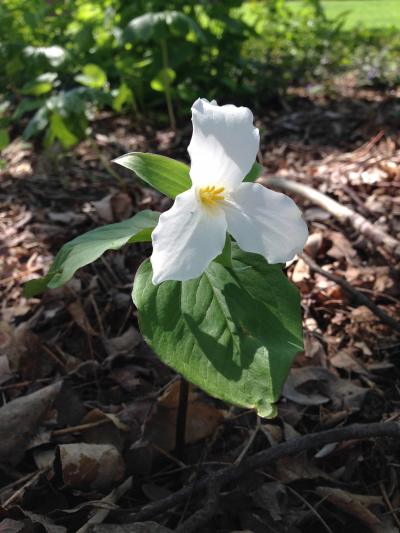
[289,1,400,29]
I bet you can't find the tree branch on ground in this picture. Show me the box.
[258,176,400,257]
[300,252,400,334]
[126,422,400,527]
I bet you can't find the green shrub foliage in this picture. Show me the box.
[0,0,398,148]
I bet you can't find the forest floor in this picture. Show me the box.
[1,75,400,532]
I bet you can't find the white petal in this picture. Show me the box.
[188,98,259,191]
[151,187,227,284]
[224,183,308,263]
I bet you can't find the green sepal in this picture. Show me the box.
[214,234,232,268]
[243,162,264,182]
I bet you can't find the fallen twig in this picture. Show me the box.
[258,176,400,257]
[3,468,50,507]
[127,422,400,525]
[176,479,222,533]
[300,252,400,334]
[76,476,132,533]
[51,418,111,437]
[380,481,400,530]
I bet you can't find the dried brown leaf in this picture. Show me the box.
[144,381,224,452]
[103,327,141,359]
[0,355,12,385]
[58,443,125,490]
[0,382,62,466]
[68,301,98,337]
[316,487,385,533]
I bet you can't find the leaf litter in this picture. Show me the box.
[0,77,400,531]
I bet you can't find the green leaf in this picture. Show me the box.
[133,245,303,417]
[12,99,44,121]
[23,106,49,140]
[150,68,176,92]
[124,12,167,42]
[24,210,159,297]
[112,83,134,113]
[123,11,203,43]
[45,112,78,149]
[0,129,9,150]
[113,152,191,199]
[22,73,58,96]
[75,64,107,89]
[0,101,11,117]
[243,162,264,182]
[24,45,67,68]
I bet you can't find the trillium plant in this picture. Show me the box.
[26,98,308,418]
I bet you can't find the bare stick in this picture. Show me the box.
[301,252,400,334]
[258,176,400,257]
[127,422,400,523]
[176,479,222,533]
[3,468,49,507]
[76,476,132,533]
[51,418,110,437]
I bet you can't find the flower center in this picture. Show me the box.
[198,185,225,207]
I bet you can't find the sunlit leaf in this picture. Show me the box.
[24,210,159,297]
[75,64,107,89]
[133,244,303,417]
[112,83,134,112]
[45,112,78,149]
[114,153,264,198]
[23,45,67,68]
[113,152,191,199]
[150,68,176,92]
[22,73,58,96]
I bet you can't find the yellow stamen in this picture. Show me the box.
[199,185,225,207]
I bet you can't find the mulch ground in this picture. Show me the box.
[0,76,400,532]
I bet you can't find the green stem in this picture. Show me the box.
[160,38,176,131]
[89,139,127,189]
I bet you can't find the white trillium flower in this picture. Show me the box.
[151,98,308,285]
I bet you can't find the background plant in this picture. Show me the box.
[1,0,399,150]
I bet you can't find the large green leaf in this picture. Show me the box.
[24,210,159,297]
[113,153,263,199]
[113,153,191,199]
[123,11,203,43]
[133,245,303,417]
